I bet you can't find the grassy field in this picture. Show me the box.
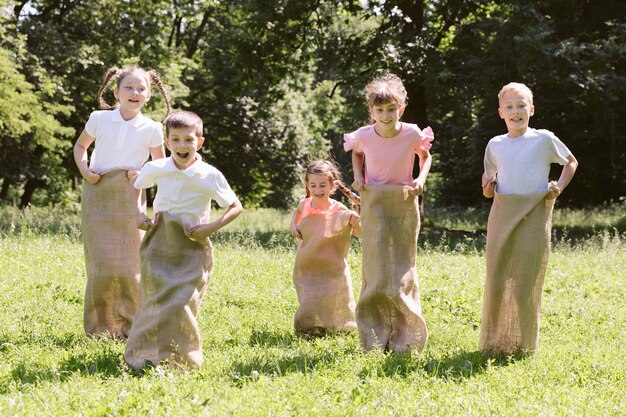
[0,205,624,416]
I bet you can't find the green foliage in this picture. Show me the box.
[1,0,624,207]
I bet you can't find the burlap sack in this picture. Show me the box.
[479,191,555,355]
[356,184,428,353]
[81,170,145,338]
[293,210,357,335]
[125,212,213,371]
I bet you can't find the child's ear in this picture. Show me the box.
[498,107,504,119]
[196,137,205,149]
[530,104,535,116]
[399,105,406,117]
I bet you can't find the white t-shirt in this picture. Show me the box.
[85,109,164,173]
[134,155,237,228]
[484,128,571,194]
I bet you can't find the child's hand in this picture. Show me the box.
[137,213,153,230]
[290,223,303,240]
[546,181,561,200]
[127,170,140,181]
[352,176,365,192]
[482,178,497,198]
[349,212,361,227]
[189,223,219,240]
[411,178,425,196]
[82,170,101,185]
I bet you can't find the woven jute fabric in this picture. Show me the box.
[293,210,357,335]
[125,212,213,371]
[81,170,145,338]
[479,191,555,355]
[356,184,427,353]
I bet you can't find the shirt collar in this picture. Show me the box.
[164,154,203,177]
[111,108,146,127]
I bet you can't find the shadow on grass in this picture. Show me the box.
[7,344,123,390]
[230,350,337,385]
[423,350,527,380]
[249,329,297,348]
[356,349,526,381]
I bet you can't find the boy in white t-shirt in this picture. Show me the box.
[125,111,242,371]
[478,82,578,355]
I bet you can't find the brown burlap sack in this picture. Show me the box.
[81,170,145,338]
[293,210,357,335]
[125,212,213,371]
[356,184,428,353]
[479,191,555,355]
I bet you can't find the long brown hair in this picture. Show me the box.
[96,66,172,122]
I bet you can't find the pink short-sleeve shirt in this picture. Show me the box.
[343,123,433,185]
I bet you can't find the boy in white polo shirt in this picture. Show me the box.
[125,111,242,371]
[479,82,577,355]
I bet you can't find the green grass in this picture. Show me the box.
[0,207,624,416]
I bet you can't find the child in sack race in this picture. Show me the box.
[480,82,578,355]
[344,72,433,353]
[73,66,171,339]
[125,111,242,371]
[290,160,361,337]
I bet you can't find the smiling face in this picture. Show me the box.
[498,88,535,137]
[305,173,336,204]
[369,101,405,137]
[165,126,205,170]
[114,72,151,120]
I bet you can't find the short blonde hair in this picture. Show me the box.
[498,82,534,105]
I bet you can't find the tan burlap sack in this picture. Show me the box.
[125,212,213,371]
[356,184,428,353]
[479,191,555,355]
[81,170,145,338]
[293,210,357,335]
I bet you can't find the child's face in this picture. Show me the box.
[498,89,534,137]
[114,72,151,114]
[166,126,205,170]
[306,174,335,202]
[369,102,405,134]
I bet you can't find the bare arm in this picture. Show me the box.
[189,198,243,239]
[412,149,432,195]
[149,144,166,160]
[349,211,361,238]
[351,151,365,191]
[73,129,101,184]
[290,200,304,239]
[547,154,578,199]
[482,173,497,198]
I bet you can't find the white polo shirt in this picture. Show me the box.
[135,155,237,228]
[85,109,164,173]
[484,128,571,194]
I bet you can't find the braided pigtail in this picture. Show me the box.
[335,180,361,212]
[148,70,172,122]
[97,67,122,109]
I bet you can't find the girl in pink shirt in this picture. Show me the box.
[290,160,361,337]
[343,73,433,353]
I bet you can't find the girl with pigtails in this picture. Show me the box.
[73,66,172,339]
[290,160,362,337]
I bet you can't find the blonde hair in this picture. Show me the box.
[96,66,172,122]
[165,111,203,137]
[301,160,360,208]
[365,72,408,107]
[498,82,534,105]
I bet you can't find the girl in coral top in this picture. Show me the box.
[343,72,433,353]
[290,160,361,337]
